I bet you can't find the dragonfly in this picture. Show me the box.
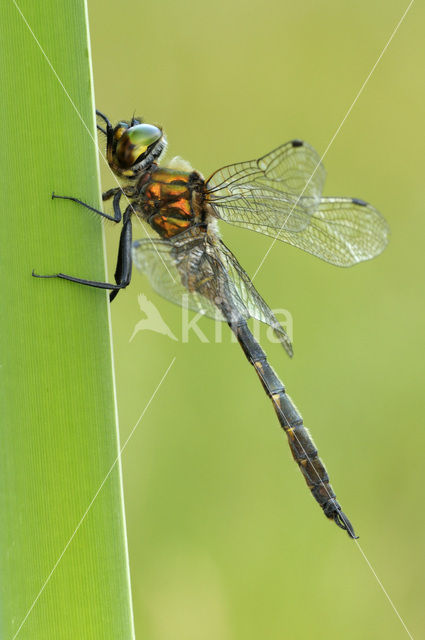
[34,110,389,538]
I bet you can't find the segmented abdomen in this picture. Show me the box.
[229,316,357,538]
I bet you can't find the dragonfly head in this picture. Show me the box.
[105,117,167,178]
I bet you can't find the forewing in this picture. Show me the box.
[296,197,390,265]
[207,140,326,233]
[218,197,389,266]
[207,142,389,266]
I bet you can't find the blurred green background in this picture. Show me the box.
[88,1,424,638]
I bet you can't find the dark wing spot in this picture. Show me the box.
[291,139,304,148]
[352,197,367,207]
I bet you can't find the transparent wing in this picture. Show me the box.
[290,197,390,265]
[132,236,293,356]
[207,140,326,234]
[207,141,389,266]
[215,240,293,355]
[132,238,222,320]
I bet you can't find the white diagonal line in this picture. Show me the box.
[247,11,415,638]
[11,0,176,284]
[11,357,176,640]
[251,3,417,632]
[251,0,415,283]
[354,540,414,639]
[12,0,416,638]
[254,350,414,640]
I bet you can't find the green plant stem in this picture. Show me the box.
[0,1,135,637]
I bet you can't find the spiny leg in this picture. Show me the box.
[33,207,133,301]
[96,109,112,131]
[110,207,132,301]
[51,189,123,223]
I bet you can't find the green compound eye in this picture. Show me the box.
[126,123,162,148]
[116,124,162,167]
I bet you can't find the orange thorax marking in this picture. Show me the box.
[143,167,194,238]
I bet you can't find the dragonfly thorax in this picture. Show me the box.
[131,166,209,239]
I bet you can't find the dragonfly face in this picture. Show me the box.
[34,109,390,538]
[105,117,166,178]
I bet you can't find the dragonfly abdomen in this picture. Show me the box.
[230,317,357,538]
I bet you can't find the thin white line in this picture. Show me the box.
[11,357,176,640]
[10,4,175,637]
[250,3,415,633]
[12,0,415,638]
[255,364,414,639]
[11,0,177,284]
[354,540,415,639]
[251,0,415,283]
[12,0,91,139]
[85,0,136,632]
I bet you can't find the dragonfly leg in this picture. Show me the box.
[33,207,133,302]
[96,109,112,131]
[51,189,123,223]
[110,207,132,301]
